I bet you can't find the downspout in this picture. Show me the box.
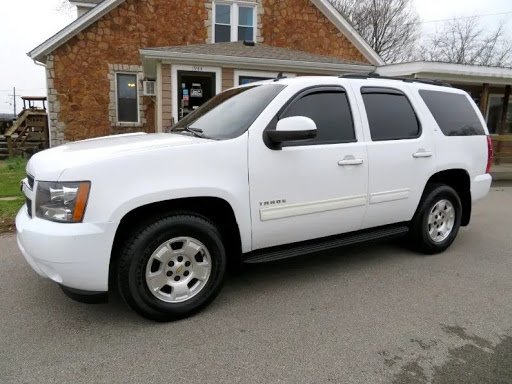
[33,59,52,147]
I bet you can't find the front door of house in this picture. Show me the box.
[177,71,216,121]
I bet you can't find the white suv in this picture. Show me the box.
[17,75,492,321]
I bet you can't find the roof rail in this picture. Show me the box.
[340,72,452,88]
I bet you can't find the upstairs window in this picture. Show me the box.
[214,4,231,43]
[116,73,139,123]
[238,6,254,41]
[214,2,256,43]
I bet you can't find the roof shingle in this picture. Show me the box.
[145,42,367,66]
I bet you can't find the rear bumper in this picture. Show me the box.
[16,207,118,292]
[471,174,492,203]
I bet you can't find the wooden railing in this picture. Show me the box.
[5,109,49,158]
[491,135,512,163]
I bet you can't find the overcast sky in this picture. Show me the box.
[0,0,511,114]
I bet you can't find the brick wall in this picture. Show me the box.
[260,0,368,63]
[49,0,372,144]
[50,0,209,144]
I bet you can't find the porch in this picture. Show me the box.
[376,62,512,163]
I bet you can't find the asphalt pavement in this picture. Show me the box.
[1,185,512,384]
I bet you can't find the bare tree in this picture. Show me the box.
[419,17,512,67]
[329,0,420,63]
[56,0,74,16]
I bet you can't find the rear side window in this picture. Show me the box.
[281,89,356,144]
[419,90,485,136]
[361,88,420,141]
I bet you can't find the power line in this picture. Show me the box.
[410,11,512,25]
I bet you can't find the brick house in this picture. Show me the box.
[28,0,383,146]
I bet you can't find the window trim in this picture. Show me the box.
[360,86,422,142]
[263,85,358,149]
[213,1,257,43]
[115,72,140,125]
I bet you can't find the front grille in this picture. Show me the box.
[27,174,34,190]
[26,197,32,218]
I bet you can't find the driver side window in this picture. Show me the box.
[280,89,356,145]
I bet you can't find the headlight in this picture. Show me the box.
[36,181,91,223]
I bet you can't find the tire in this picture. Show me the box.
[410,183,462,254]
[117,213,226,322]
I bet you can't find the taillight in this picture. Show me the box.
[486,136,493,173]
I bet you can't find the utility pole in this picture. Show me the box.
[7,87,17,117]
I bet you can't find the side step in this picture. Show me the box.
[243,224,409,264]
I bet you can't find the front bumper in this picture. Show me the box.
[16,207,118,292]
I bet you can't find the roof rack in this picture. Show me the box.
[340,72,452,88]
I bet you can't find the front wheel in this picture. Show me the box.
[117,214,227,321]
[410,184,462,254]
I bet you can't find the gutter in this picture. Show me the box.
[140,50,375,74]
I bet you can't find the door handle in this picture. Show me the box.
[338,158,364,166]
[413,150,433,158]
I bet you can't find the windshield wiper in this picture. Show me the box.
[171,126,207,139]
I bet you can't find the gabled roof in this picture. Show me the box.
[28,0,384,65]
[70,0,103,6]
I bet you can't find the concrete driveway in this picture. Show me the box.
[1,185,512,384]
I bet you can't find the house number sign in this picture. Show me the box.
[193,66,203,71]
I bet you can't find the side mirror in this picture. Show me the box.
[266,116,317,146]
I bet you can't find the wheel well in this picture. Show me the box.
[425,169,471,226]
[109,197,242,289]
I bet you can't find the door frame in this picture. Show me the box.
[171,64,222,122]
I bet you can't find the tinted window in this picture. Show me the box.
[419,90,485,136]
[117,73,138,123]
[281,90,356,144]
[362,88,420,141]
[172,84,285,140]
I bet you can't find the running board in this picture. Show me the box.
[243,224,409,264]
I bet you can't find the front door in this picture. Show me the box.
[177,71,216,121]
[248,84,369,250]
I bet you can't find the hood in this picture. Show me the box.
[27,133,209,180]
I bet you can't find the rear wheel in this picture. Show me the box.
[117,214,226,321]
[410,184,462,254]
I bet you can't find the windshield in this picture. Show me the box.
[172,84,286,140]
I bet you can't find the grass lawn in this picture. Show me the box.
[0,157,27,233]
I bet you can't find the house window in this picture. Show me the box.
[214,2,256,43]
[238,6,254,41]
[116,73,139,123]
[214,4,231,43]
[239,76,272,85]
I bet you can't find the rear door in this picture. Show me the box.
[350,81,437,229]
